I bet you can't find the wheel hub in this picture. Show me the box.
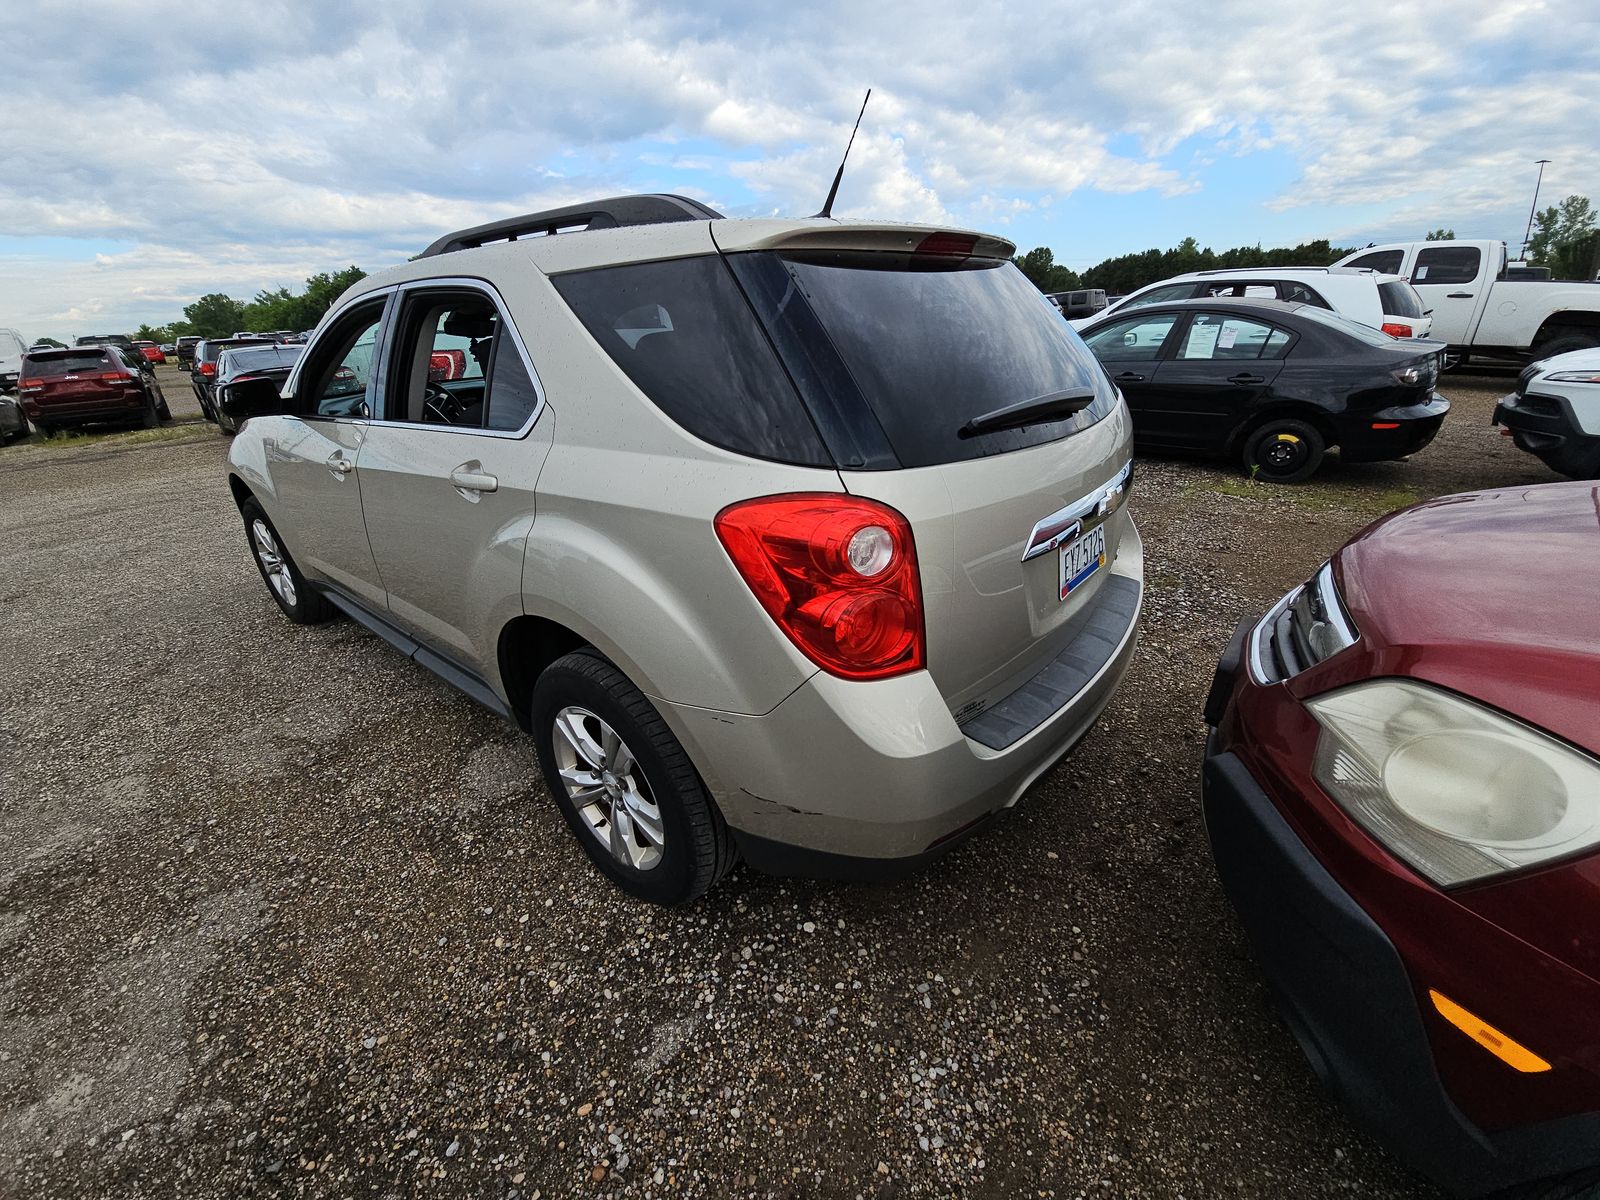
[551,707,664,872]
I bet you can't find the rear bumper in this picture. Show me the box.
[669,521,1143,872]
[1494,392,1600,478]
[1334,393,1450,463]
[19,392,145,423]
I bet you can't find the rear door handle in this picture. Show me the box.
[449,467,499,494]
[325,453,353,476]
[1114,372,1145,383]
[1228,373,1264,385]
[1446,292,1474,299]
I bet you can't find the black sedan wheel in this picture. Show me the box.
[1243,418,1325,484]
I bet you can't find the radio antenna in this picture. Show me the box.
[815,89,872,219]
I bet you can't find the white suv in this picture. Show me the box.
[1073,267,1432,340]
[225,195,1143,904]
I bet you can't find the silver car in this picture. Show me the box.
[226,194,1143,904]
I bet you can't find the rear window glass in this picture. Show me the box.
[1345,250,1404,275]
[1293,305,1409,348]
[1376,281,1426,319]
[553,256,830,467]
[730,252,1115,468]
[221,346,301,373]
[24,351,110,376]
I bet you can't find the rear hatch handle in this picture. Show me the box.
[958,387,1097,439]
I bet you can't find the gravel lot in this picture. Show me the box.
[0,371,1563,1199]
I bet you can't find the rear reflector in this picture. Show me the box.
[1371,422,1401,430]
[715,494,925,680]
[1381,322,1413,338]
[1428,989,1550,1073]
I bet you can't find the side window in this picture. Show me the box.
[302,299,386,417]
[1123,283,1197,310]
[1280,281,1329,307]
[384,288,542,433]
[1082,313,1179,361]
[1176,313,1289,361]
[1346,250,1404,274]
[1413,246,1481,286]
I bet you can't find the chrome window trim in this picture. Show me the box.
[365,275,547,441]
[1020,458,1134,563]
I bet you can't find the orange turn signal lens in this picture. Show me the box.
[1428,990,1550,1073]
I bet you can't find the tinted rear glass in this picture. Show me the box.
[733,252,1114,468]
[221,346,301,374]
[1413,246,1481,286]
[1376,281,1426,319]
[553,256,830,467]
[25,351,110,376]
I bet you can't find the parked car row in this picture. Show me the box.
[217,197,1600,1197]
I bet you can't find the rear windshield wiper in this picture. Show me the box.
[958,387,1097,439]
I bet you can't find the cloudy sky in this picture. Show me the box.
[4,0,1598,339]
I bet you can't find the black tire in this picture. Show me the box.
[1242,417,1326,484]
[238,498,334,625]
[530,650,736,905]
[1532,334,1600,363]
[196,389,217,423]
[140,387,161,429]
[1489,1167,1600,1199]
[156,394,172,421]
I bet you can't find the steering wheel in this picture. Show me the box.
[422,381,466,424]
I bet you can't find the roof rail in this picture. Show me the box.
[1191,266,1333,276]
[418,194,723,258]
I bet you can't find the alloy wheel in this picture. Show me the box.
[251,519,297,606]
[551,706,664,871]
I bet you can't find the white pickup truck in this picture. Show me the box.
[1333,240,1600,365]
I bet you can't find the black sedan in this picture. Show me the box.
[213,343,303,435]
[1078,297,1449,482]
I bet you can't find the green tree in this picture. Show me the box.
[1074,237,1354,295]
[134,323,175,342]
[1425,228,1456,240]
[182,293,247,339]
[1528,195,1599,279]
[32,336,66,349]
[1013,247,1082,294]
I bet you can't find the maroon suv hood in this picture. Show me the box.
[1326,482,1600,753]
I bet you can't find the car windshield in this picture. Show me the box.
[24,351,111,377]
[730,251,1115,468]
[0,331,25,357]
[221,346,301,374]
[1293,304,1409,348]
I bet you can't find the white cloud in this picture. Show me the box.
[1,0,1597,336]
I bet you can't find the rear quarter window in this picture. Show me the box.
[553,256,830,467]
[1376,281,1427,318]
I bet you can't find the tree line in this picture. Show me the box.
[1014,193,1599,296]
[130,266,367,343]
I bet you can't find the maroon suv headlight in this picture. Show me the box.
[1306,680,1600,887]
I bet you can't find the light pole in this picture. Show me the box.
[1520,159,1552,261]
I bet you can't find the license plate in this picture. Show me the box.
[1060,525,1106,600]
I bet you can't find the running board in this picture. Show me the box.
[318,588,514,721]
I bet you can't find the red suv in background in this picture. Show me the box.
[1203,482,1600,1198]
[131,340,167,364]
[17,345,172,433]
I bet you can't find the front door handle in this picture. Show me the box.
[449,467,499,494]
[1114,372,1145,383]
[325,453,353,476]
[1446,291,1474,299]
[1228,373,1265,385]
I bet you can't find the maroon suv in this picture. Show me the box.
[1203,482,1600,1197]
[17,346,171,433]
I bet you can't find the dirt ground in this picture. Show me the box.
[0,370,1562,1198]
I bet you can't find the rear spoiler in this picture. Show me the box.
[710,219,1016,262]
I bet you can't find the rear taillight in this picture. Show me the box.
[19,378,43,393]
[1381,322,1413,338]
[715,494,925,681]
[96,371,132,383]
[198,362,216,376]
